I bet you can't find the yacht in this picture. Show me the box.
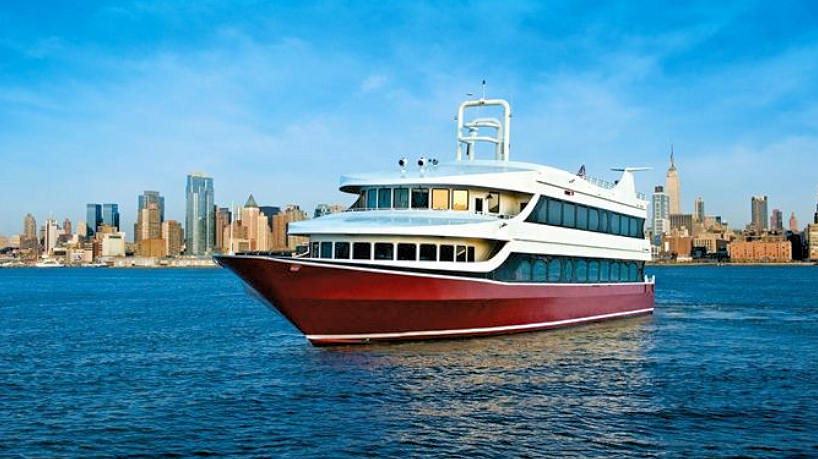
[216,96,655,345]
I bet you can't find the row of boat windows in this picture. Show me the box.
[310,241,477,262]
[493,253,645,283]
[358,187,501,213]
[526,196,646,239]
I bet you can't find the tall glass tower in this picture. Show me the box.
[185,173,215,255]
[86,204,102,238]
[102,203,120,230]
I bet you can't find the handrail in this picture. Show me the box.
[338,207,516,220]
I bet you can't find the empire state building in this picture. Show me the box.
[665,147,681,214]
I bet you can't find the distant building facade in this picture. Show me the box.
[185,173,215,255]
[728,240,792,263]
[314,203,346,218]
[789,212,799,233]
[669,214,694,235]
[162,220,184,256]
[693,197,704,223]
[651,186,670,241]
[138,191,165,223]
[272,204,308,251]
[751,195,768,232]
[770,208,783,232]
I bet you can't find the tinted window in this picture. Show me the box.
[374,243,393,260]
[366,189,377,209]
[310,242,319,258]
[575,259,587,282]
[467,246,475,262]
[334,242,350,259]
[353,242,370,260]
[419,244,436,261]
[629,217,638,238]
[576,205,588,230]
[629,262,638,281]
[548,258,561,281]
[532,198,548,222]
[411,188,429,208]
[620,216,630,236]
[563,259,574,282]
[547,199,561,225]
[487,192,500,213]
[320,242,332,258]
[588,208,599,232]
[456,245,467,262]
[610,213,620,235]
[610,262,620,281]
[394,188,409,208]
[431,188,450,210]
[514,256,531,281]
[452,190,468,211]
[397,243,416,261]
[378,188,392,208]
[533,258,547,281]
[600,210,609,233]
[439,245,454,261]
[563,203,575,228]
[588,260,599,282]
[600,260,610,281]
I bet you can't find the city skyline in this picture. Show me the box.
[3,2,818,235]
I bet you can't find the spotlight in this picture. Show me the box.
[398,157,407,168]
[418,157,426,167]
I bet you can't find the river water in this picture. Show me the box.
[1,266,816,456]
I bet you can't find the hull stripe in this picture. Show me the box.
[306,307,654,341]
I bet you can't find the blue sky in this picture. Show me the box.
[2,1,818,236]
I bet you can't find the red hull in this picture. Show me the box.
[216,255,655,345]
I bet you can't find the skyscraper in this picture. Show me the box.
[651,185,670,241]
[693,197,704,223]
[751,195,768,232]
[102,203,120,230]
[63,218,72,236]
[770,209,783,232]
[789,212,799,232]
[138,191,165,223]
[215,207,232,252]
[665,147,681,215]
[43,218,58,255]
[162,220,184,256]
[23,213,37,241]
[86,204,102,238]
[185,173,215,255]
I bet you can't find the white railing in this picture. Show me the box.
[340,207,516,219]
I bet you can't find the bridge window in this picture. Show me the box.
[610,213,620,235]
[439,244,454,261]
[374,243,394,260]
[353,242,371,260]
[397,243,416,261]
[467,246,475,262]
[419,244,437,261]
[320,242,332,259]
[411,188,429,208]
[547,198,561,225]
[456,245,467,262]
[366,189,377,209]
[431,188,450,210]
[452,190,469,210]
[334,242,350,259]
[394,188,409,209]
[588,208,599,232]
[378,188,392,208]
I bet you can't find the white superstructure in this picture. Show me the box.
[289,97,650,283]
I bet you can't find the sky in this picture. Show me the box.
[1,1,818,236]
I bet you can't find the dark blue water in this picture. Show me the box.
[1,266,817,457]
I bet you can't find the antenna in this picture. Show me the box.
[481,80,486,99]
